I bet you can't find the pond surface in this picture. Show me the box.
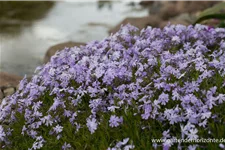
[0,1,148,77]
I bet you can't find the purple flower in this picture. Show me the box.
[86,117,98,134]
[31,136,45,150]
[124,145,135,150]
[18,75,28,91]
[41,115,53,126]
[219,143,225,149]
[107,106,120,112]
[108,137,134,150]
[162,130,171,139]
[187,129,198,140]
[171,35,181,43]
[158,93,169,105]
[109,115,123,127]
[201,112,211,120]
[188,145,198,150]
[53,125,63,134]
[116,138,129,147]
[29,130,37,138]
[141,104,152,120]
[0,125,6,142]
[32,101,42,112]
[217,94,225,104]
[62,142,71,150]
[163,140,172,150]
[172,90,180,100]
[164,108,181,125]
[49,97,65,111]
[64,110,72,118]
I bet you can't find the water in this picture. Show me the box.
[0,1,148,77]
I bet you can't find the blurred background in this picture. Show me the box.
[0,1,224,97]
[0,1,149,76]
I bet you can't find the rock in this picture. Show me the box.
[159,2,180,20]
[108,16,162,34]
[3,87,15,97]
[164,1,220,20]
[0,72,22,100]
[44,41,85,63]
[159,13,196,28]
[184,0,222,13]
[175,1,190,13]
[0,72,22,87]
[146,1,219,20]
[110,1,220,34]
[142,1,177,17]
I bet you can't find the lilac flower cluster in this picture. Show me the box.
[0,24,225,149]
[107,138,135,150]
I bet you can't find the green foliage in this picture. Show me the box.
[194,2,225,27]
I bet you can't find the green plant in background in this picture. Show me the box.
[194,2,225,27]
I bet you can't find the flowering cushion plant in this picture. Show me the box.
[0,24,225,150]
